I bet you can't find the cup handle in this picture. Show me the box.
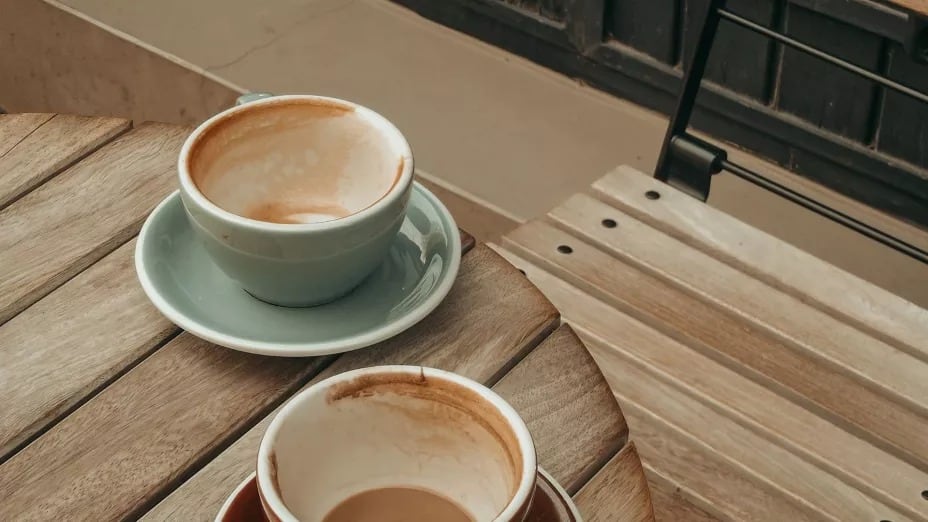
[235,92,275,106]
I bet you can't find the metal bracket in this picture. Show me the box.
[664,134,726,200]
[653,0,727,201]
[650,0,928,265]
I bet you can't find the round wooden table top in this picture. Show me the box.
[0,113,653,521]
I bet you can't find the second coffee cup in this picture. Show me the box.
[178,95,414,307]
[256,366,538,522]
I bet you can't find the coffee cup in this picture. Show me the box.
[256,366,537,521]
[178,95,414,307]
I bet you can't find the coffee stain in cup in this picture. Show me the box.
[185,97,408,226]
[243,201,352,224]
[256,451,284,522]
[187,98,355,190]
[323,369,524,493]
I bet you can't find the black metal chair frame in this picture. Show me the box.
[654,0,928,264]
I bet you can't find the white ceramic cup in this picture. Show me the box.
[256,366,537,521]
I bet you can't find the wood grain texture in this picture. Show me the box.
[495,247,928,520]
[493,325,628,495]
[549,193,928,417]
[586,334,910,522]
[505,244,928,520]
[0,223,479,521]
[597,166,928,365]
[141,246,560,521]
[0,333,329,522]
[0,123,187,325]
[0,239,176,461]
[0,113,53,155]
[646,478,721,522]
[504,222,928,473]
[496,246,928,519]
[573,442,655,522]
[0,114,130,208]
[626,400,821,522]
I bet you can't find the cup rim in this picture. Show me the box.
[178,94,415,232]
[256,365,538,522]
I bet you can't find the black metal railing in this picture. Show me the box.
[654,0,928,265]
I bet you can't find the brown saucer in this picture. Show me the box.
[216,468,582,521]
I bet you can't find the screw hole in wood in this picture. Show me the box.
[557,245,573,254]
[601,218,617,228]
[645,190,661,200]
[921,490,928,500]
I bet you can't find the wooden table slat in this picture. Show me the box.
[645,477,721,522]
[550,193,928,418]
[597,166,928,365]
[0,333,328,522]
[0,239,177,461]
[505,221,928,473]
[0,113,53,155]
[137,246,559,521]
[573,442,654,522]
[495,247,928,519]
[0,113,130,209]
[0,122,187,325]
[492,324,628,495]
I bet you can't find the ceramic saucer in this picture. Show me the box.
[215,468,582,521]
[136,182,460,357]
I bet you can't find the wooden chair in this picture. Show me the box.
[497,6,928,518]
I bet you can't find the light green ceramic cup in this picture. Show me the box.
[178,94,414,307]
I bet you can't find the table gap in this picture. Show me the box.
[125,352,341,521]
[0,118,132,212]
[1,221,142,329]
[0,328,182,465]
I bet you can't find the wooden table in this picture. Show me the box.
[500,165,928,521]
[0,114,654,521]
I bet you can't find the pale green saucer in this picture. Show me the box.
[135,183,460,357]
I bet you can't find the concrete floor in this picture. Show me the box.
[5,0,927,307]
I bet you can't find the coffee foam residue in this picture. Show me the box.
[257,450,283,522]
[324,369,524,496]
[392,156,405,193]
[269,450,281,498]
[243,200,352,225]
[186,97,406,225]
[187,98,354,186]
[326,367,428,403]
